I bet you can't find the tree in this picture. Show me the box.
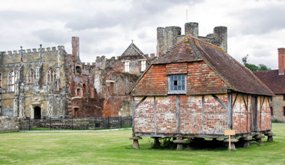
[242,55,271,72]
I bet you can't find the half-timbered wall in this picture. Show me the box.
[134,93,271,137]
[134,94,229,136]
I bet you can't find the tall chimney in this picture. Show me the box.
[72,36,80,59]
[278,48,285,75]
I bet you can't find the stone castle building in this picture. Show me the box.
[0,22,228,119]
[0,37,153,119]
[0,45,68,119]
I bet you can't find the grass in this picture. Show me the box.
[0,124,285,165]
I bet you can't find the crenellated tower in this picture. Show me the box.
[157,22,228,56]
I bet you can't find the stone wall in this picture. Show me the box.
[272,95,285,122]
[157,22,227,56]
[0,116,19,132]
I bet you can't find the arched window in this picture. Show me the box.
[47,68,56,83]
[28,68,34,84]
[76,88,81,96]
[8,71,15,92]
[75,66,82,74]
[83,84,86,97]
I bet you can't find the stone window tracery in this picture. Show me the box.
[47,68,56,83]
[28,68,35,84]
[8,71,15,92]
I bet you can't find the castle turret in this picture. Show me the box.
[214,26,227,52]
[185,22,199,37]
[156,22,228,56]
[157,26,181,56]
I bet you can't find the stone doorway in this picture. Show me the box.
[73,108,79,118]
[34,106,41,119]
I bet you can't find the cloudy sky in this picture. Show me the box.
[0,0,285,69]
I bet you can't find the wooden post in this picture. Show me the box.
[224,129,236,150]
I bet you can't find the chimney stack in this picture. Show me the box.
[72,36,80,60]
[278,48,285,75]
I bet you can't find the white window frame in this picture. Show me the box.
[124,61,130,72]
[141,60,146,72]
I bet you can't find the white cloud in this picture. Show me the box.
[0,0,284,69]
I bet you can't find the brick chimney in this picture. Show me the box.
[72,36,80,60]
[278,48,285,75]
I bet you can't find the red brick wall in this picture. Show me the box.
[232,94,250,134]
[132,65,167,96]
[134,95,228,136]
[134,94,271,136]
[187,61,227,94]
[259,96,272,131]
[70,98,102,118]
[166,63,187,74]
[132,61,227,96]
[232,94,271,134]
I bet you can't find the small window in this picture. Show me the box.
[141,60,146,72]
[76,66,82,74]
[124,61,130,72]
[28,68,34,84]
[270,107,273,116]
[168,75,186,94]
[47,68,56,83]
[283,107,285,116]
[283,95,285,100]
[76,88,81,96]
[8,71,15,92]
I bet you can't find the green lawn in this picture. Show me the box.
[0,124,285,165]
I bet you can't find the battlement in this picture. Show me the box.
[157,22,227,56]
[0,45,65,56]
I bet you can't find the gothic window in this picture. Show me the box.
[141,60,146,72]
[124,61,130,72]
[47,68,56,83]
[76,88,81,96]
[35,67,40,79]
[8,71,15,92]
[83,84,87,97]
[28,68,34,84]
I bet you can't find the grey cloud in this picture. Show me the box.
[65,0,203,31]
[33,29,69,44]
[232,4,285,35]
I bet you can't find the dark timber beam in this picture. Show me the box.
[227,90,233,129]
[212,94,227,109]
[176,96,180,133]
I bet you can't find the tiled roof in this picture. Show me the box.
[255,70,285,94]
[121,43,144,57]
[150,36,273,96]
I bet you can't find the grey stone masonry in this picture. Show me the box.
[0,116,19,132]
[157,22,227,56]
